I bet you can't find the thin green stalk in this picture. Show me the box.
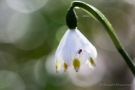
[70,1,135,75]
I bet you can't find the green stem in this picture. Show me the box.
[70,1,135,75]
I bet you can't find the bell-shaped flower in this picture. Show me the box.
[55,28,97,72]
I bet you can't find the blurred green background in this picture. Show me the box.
[0,0,135,90]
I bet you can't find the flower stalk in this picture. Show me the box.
[67,1,135,75]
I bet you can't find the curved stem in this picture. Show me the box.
[70,1,135,75]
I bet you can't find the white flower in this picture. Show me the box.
[55,28,97,72]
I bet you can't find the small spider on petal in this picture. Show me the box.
[55,28,97,72]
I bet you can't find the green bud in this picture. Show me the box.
[66,6,77,29]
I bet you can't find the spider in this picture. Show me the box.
[77,48,82,55]
[76,48,87,58]
[76,48,84,58]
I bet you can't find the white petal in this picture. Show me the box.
[55,28,97,69]
[75,29,97,68]
[76,29,97,60]
[55,51,64,72]
[61,29,90,66]
[55,30,69,54]
[85,43,97,60]
[75,29,97,64]
[55,30,71,72]
[84,43,97,68]
[55,51,64,64]
[88,58,96,69]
